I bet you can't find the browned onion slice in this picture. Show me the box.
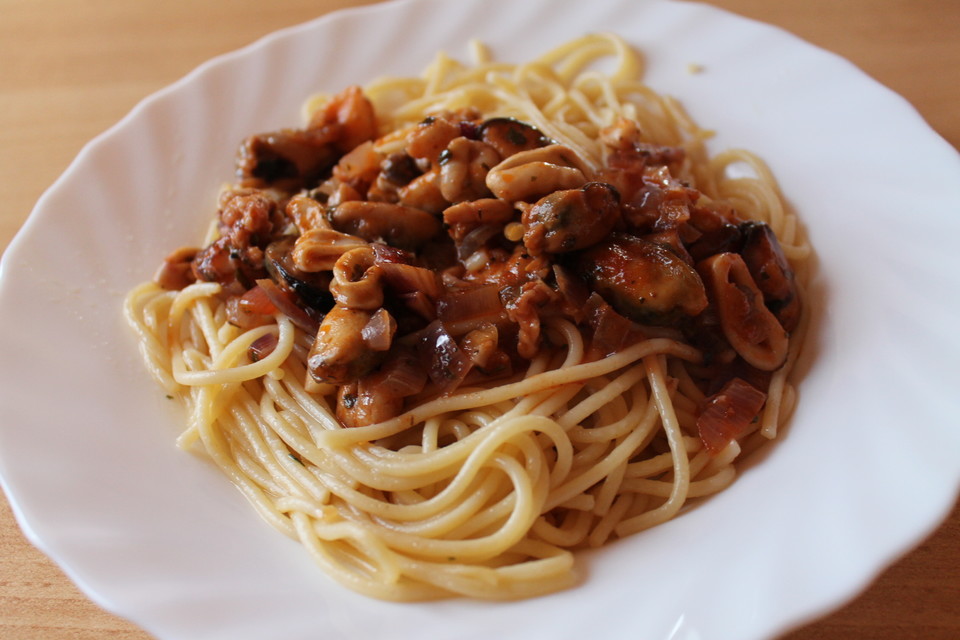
[255,278,320,334]
[438,285,503,323]
[248,332,279,363]
[418,320,472,392]
[697,377,767,454]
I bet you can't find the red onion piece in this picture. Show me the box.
[255,278,320,334]
[397,291,437,321]
[459,120,479,140]
[585,293,644,356]
[361,308,397,352]
[248,332,279,363]
[239,284,280,316]
[697,377,767,454]
[553,264,590,322]
[227,285,280,329]
[418,320,472,392]
[438,285,503,323]
[378,262,442,299]
[456,224,501,260]
[372,348,428,397]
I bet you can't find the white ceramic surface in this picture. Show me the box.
[1,1,958,638]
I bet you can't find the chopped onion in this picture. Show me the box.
[239,284,280,316]
[697,377,767,454]
[585,293,644,356]
[226,285,279,329]
[248,332,279,363]
[361,308,397,352]
[397,291,437,321]
[378,262,442,299]
[438,285,503,323]
[456,224,501,260]
[553,264,590,321]
[255,278,320,334]
[373,348,428,397]
[418,320,472,392]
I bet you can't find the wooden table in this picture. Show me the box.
[1,1,957,637]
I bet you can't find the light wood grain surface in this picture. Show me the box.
[1,1,957,638]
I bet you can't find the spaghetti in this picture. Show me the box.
[125,33,810,600]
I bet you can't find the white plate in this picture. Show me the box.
[1,0,958,638]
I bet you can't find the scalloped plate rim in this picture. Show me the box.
[1,1,959,639]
